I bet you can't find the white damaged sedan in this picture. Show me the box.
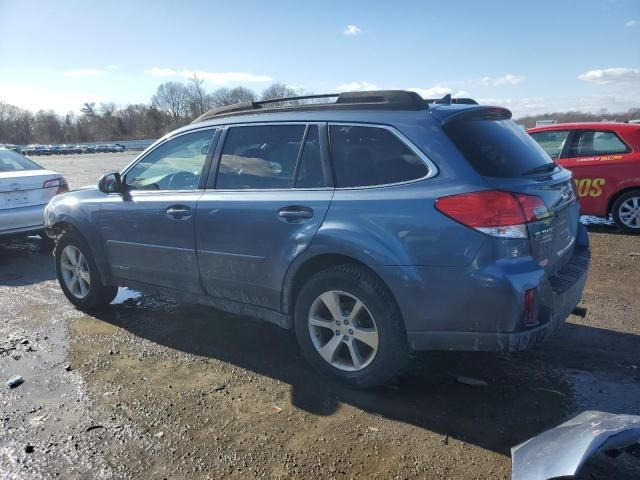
[0,148,68,239]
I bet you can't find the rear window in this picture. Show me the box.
[445,119,554,177]
[0,149,42,172]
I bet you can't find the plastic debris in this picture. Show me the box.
[6,375,24,389]
[271,406,283,414]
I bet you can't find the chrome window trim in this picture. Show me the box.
[328,122,439,190]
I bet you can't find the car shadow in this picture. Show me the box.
[0,236,56,286]
[92,298,640,456]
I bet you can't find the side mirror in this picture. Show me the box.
[98,172,122,193]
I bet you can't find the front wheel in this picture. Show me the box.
[294,264,408,389]
[612,190,640,234]
[55,232,118,309]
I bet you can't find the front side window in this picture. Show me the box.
[329,125,428,188]
[529,130,570,159]
[216,124,306,189]
[125,129,214,191]
[568,130,630,157]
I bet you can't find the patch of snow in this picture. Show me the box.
[111,287,142,305]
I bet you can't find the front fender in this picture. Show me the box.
[45,191,111,284]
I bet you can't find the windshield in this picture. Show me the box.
[0,149,43,172]
[445,119,555,177]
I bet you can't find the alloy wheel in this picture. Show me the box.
[618,196,640,229]
[60,245,91,299]
[308,290,379,372]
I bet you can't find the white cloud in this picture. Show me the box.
[105,65,119,70]
[147,68,272,84]
[473,74,524,87]
[624,19,637,27]
[343,25,361,36]
[63,68,107,78]
[336,81,379,91]
[578,67,640,84]
[0,83,105,113]
[408,86,453,98]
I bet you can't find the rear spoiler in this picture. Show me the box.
[434,106,513,127]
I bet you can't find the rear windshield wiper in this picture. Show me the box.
[521,163,558,176]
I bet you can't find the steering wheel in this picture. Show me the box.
[167,171,198,190]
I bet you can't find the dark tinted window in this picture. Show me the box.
[568,130,629,157]
[217,125,305,189]
[0,149,42,172]
[529,130,570,159]
[295,126,325,188]
[329,125,428,187]
[445,119,554,177]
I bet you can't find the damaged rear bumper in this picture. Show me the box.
[407,243,590,353]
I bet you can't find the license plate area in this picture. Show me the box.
[1,191,35,207]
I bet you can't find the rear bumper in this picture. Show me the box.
[389,224,591,353]
[406,245,589,352]
[0,203,47,237]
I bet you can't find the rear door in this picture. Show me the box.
[195,122,333,311]
[443,111,580,275]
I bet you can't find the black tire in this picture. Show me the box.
[294,264,408,389]
[55,231,118,309]
[611,190,640,234]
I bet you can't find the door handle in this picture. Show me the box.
[166,205,192,220]
[278,206,313,222]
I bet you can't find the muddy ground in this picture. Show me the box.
[1,153,639,479]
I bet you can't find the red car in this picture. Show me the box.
[528,123,640,233]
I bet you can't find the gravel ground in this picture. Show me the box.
[1,153,639,479]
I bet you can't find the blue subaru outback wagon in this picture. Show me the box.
[45,91,590,388]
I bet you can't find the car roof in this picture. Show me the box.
[528,122,640,133]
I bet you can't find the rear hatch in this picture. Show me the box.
[0,170,62,210]
[438,106,580,275]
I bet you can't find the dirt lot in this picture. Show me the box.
[1,153,639,479]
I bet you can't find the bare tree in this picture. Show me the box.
[260,83,299,101]
[187,74,207,117]
[209,86,257,108]
[151,81,190,123]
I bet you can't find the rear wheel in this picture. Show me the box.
[55,232,118,309]
[294,264,408,389]
[612,190,640,234]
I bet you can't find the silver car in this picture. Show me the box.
[0,148,68,239]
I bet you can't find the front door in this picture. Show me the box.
[196,123,333,310]
[100,128,216,293]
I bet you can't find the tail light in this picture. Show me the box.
[435,190,550,239]
[43,177,69,195]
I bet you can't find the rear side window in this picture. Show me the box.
[217,125,306,189]
[568,130,630,157]
[445,119,554,177]
[529,130,569,159]
[0,149,42,172]
[329,125,428,187]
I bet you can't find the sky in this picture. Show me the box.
[0,0,639,118]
